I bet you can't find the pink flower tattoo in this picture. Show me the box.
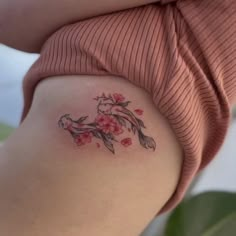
[134,109,143,116]
[121,138,132,147]
[58,93,156,154]
[113,93,125,102]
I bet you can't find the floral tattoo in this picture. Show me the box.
[58,93,156,154]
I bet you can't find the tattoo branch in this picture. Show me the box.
[58,93,156,154]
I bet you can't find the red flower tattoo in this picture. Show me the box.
[113,125,124,136]
[95,114,123,135]
[113,93,125,102]
[95,114,109,126]
[121,138,132,147]
[75,136,85,146]
[75,132,92,146]
[58,93,156,154]
[134,109,143,116]
[81,132,93,143]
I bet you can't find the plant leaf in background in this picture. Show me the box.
[0,123,14,141]
[202,212,236,236]
[164,191,236,236]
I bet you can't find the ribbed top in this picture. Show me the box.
[21,0,236,215]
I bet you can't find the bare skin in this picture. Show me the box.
[0,0,160,52]
[0,75,183,235]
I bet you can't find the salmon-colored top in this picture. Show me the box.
[21,0,236,215]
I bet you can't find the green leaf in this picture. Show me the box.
[0,123,14,141]
[164,191,236,236]
[203,212,236,236]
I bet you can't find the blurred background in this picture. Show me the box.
[0,43,236,235]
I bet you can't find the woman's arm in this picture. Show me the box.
[0,0,160,53]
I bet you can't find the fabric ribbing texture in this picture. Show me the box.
[20,0,236,215]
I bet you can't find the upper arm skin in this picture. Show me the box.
[0,0,160,53]
[0,75,183,236]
